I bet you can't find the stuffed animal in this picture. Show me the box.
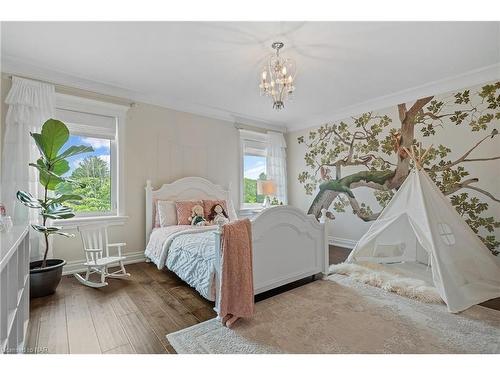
[189,204,207,226]
[208,204,229,226]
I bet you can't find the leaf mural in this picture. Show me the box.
[298,81,500,255]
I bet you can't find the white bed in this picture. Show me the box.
[144,177,329,302]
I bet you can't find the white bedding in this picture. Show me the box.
[144,225,219,300]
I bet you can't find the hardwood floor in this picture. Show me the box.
[27,262,216,354]
[26,245,500,353]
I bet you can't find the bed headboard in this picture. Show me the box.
[145,177,237,243]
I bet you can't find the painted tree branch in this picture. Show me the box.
[443,178,479,196]
[464,186,500,203]
[433,130,499,171]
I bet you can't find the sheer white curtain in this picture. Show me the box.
[2,77,55,258]
[266,131,287,205]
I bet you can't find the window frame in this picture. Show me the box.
[51,93,129,225]
[62,131,116,217]
[239,130,269,211]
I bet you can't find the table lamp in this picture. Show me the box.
[257,180,277,208]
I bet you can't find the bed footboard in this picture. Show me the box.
[214,206,328,313]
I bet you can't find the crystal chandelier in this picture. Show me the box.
[259,42,297,110]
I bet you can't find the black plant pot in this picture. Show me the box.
[30,259,66,298]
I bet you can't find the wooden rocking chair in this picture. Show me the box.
[74,224,130,288]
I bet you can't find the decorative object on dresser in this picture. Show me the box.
[15,119,94,298]
[256,179,277,208]
[144,177,329,316]
[74,224,130,288]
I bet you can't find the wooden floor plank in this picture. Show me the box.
[118,311,166,354]
[25,300,42,354]
[103,343,136,354]
[169,285,217,322]
[148,281,200,329]
[109,289,140,317]
[123,282,182,351]
[141,263,184,288]
[65,288,102,354]
[85,292,130,353]
[37,299,69,354]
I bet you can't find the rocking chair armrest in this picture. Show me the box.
[84,248,103,253]
[107,242,126,257]
[107,242,126,248]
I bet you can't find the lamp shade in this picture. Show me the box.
[257,180,277,195]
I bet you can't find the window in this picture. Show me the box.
[52,94,128,220]
[240,130,268,210]
[438,223,455,246]
[56,134,113,215]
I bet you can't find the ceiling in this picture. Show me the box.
[1,22,499,130]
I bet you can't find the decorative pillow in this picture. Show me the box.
[176,200,204,225]
[203,199,228,220]
[157,200,178,227]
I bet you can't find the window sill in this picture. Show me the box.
[50,215,128,229]
[238,207,264,218]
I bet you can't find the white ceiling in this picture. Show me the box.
[1,22,499,130]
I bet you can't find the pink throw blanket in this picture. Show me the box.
[219,218,254,327]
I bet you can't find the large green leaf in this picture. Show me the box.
[42,204,75,220]
[31,158,73,190]
[31,119,69,162]
[47,194,82,206]
[31,224,61,233]
[31,133,48,160]
[31,224,74,238]
[16,191,42,208]
[30,161,64,190]
[55,145,94,162]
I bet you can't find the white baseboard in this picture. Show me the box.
[328,236,357,249]
[62,251,146,275]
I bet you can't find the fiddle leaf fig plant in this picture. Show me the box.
[16,119,94,268]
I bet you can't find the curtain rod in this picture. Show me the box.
[234,122,286,135]
[4,73,135,107]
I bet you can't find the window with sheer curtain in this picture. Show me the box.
[239,129,287,210]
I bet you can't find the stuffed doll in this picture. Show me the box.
[189,204,207,226]
[208,204,229,226]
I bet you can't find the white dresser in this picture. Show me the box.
[0,225,30,354]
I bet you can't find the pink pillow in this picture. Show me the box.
[176,200,204,225]
[203,200,228,221]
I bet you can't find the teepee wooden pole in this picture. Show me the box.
[420,144,434,165]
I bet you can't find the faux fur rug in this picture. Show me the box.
[328,262,443,304]
[167,278,500,354]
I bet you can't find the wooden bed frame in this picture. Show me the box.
[145,177,329,299]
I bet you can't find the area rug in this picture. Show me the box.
[166,277,500,354]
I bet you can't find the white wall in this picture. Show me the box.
[1,76,240,266]
[287,80,500,256]
[53,102,240,265]
[0,76,11,183]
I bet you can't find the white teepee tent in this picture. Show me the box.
[347,161,500,313]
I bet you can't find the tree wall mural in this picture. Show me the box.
[297,81,500,255]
